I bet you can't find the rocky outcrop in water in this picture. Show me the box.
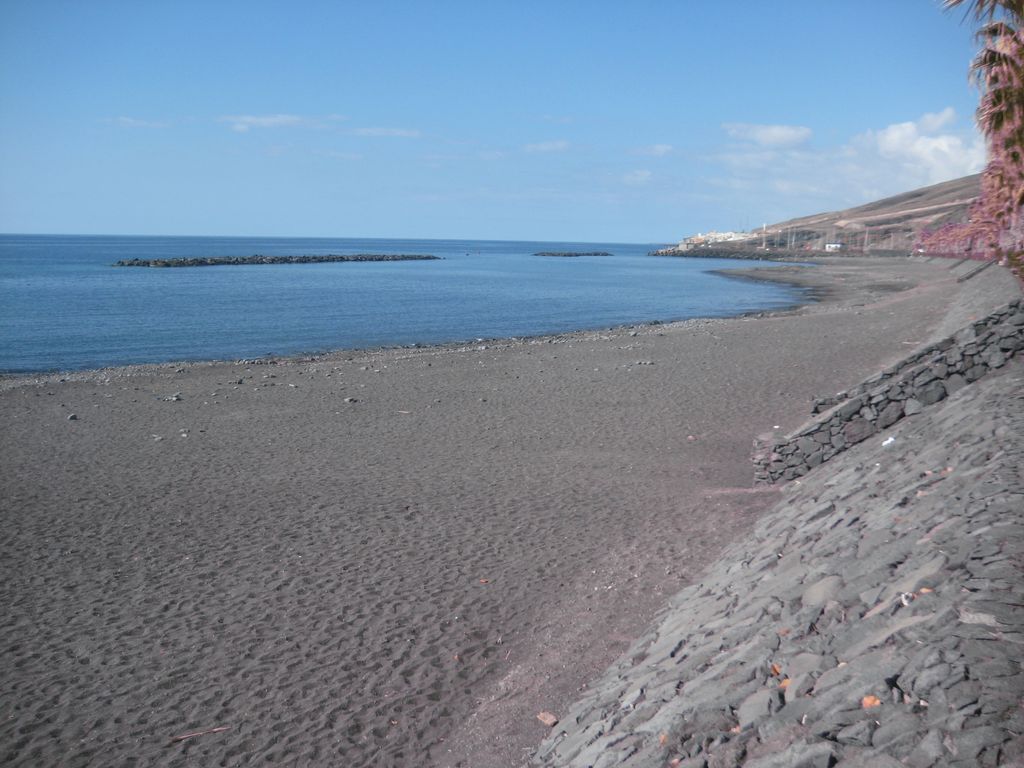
[649,245,810,260]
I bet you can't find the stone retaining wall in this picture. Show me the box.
[956,259,995,283]
[534,365,1024,767]
[754,298,1024,483]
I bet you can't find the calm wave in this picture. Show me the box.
[0,235,806,373]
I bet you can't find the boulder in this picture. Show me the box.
[917,380,946,406]
[843,419,876,445]
[876,401,904,429]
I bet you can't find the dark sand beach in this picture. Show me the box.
[1,257,1019,768]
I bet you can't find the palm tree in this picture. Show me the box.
[944,0,1024,272]
[946,0,1022,19]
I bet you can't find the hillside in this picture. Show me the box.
[770,173,981,252]
[660,174,982,256]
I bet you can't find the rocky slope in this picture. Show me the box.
[534,356,1023,768]
[533,279,1024,768]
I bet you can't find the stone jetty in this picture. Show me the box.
[649,246,797,260]
[113,254,440,268]
[534,311,1024,767]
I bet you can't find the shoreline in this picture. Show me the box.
[0,259,823,388]
[3,257,1020,768]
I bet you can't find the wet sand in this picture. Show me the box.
[1,257,1018,767]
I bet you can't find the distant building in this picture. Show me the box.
[677,230,753,250]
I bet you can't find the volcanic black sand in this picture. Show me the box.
[1,257,1019,767]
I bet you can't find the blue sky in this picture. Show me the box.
[0,0,986,242]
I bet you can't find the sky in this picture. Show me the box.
[0,0,988,243]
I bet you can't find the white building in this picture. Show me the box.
[678,230,752,249]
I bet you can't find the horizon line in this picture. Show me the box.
[0,231,670,246]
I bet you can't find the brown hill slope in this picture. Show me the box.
[771,173,980,251]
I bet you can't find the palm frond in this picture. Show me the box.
[945,0,1024,24]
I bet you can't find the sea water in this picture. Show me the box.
[0,235,806,373]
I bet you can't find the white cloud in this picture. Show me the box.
[219,114,305,132]
[854,109,984,186]
[701,107,988,226]
[723,123,812,148]
[918,107,956,133]
[352,127,421,138]
[623,169,652,186]
[633,144,673,157]
[524,140,570,153]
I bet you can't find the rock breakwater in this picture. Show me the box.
[113,254,440,267]
[534,360,1024,767]
[649,246,808,260]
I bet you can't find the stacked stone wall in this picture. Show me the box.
[754,298,1024,483]
[534,366,1024,767]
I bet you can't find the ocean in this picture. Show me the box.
[0,234,806,373]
